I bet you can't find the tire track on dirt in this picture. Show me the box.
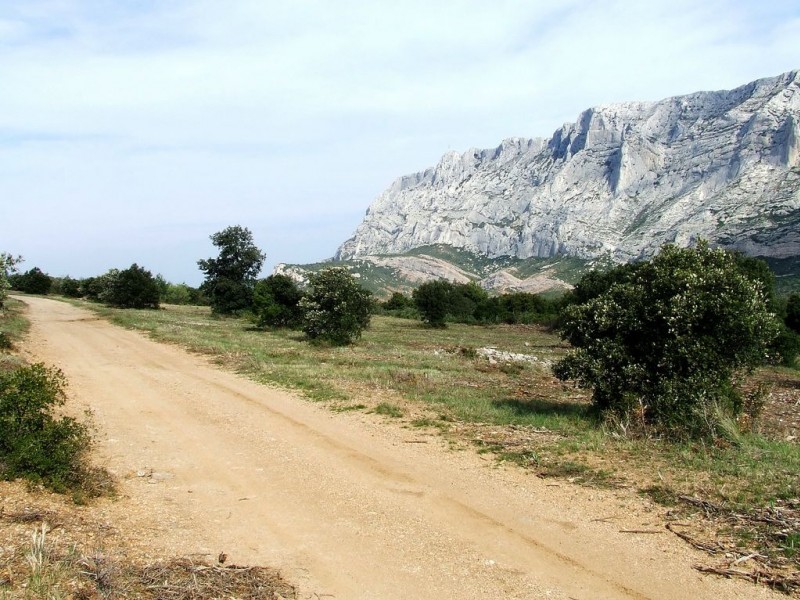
[18,296,783,599]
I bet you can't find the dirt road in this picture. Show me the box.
[18,296,781,599]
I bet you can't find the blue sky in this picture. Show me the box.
[1,1,799,286]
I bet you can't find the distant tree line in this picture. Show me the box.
[401,280,561,327]
[5,262,206,310]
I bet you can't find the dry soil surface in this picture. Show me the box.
[17,296,784,599]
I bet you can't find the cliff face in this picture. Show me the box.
[336,70,800,264]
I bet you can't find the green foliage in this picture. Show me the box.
[497,292,561,325]
[299,268,372,345]
[56,276,82,298]
[413,280,559,326]
[102,264,160,309]
[413,280,453,327]
[0,253,22,308]
[80,270,120,301]
[253,274,303,328]
[9,267,52,295]
[0,363,92,492]
[773,325,800,368]
[554,243,781,439]
[162,282,206,305]
[382,292,414,311]
[786,293,800,334]
[198,225,266,315]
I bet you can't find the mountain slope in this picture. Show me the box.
[335,70,800,265]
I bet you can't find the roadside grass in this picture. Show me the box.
[73,300,800,588]
[0,298,29,372]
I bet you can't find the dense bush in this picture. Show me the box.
[299,268,372,345]
[0,253,22,308]
[413,280,558,326]
[80,271,118,301]
[554,243,781,439]
[382,292,414,311]
[787,293,800,334]
[253,274,303,328]
[56,276,82,298]
[163,282,207,305]
[413,280,453,327]
[198,225,265,315]
[0,363,92,492]
[497,292,560,325]
[102,263,160,309]
[9,267,52,295]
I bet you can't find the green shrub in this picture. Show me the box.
[299,268,372,345]
[382,292,414,311]
[786,293,800,334]
[0,363,93,492]
[554,243,781,440]
[253,274,303,328]
[1,253,22,308]
[80,271,119,301]
[57,276,82,298]
[413,280,453,327]
[103,264,160,309]
[9,267,52,295]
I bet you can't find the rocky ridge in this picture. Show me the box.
[335,70,800,266]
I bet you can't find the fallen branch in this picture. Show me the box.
[619,529,663,534]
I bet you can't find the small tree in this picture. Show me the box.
[787,293,800,334]
[553,243,781,439]
[56,276,82,298]
[299,268,372,345]
[198,226,265,315]
[382,292,414,311]
[253,274,304,328]
[0,253,22,308]
[103,264,160,309]
[413,280,454,327]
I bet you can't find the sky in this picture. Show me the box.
[1,1,799,286]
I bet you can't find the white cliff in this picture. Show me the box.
[336,70,800,264]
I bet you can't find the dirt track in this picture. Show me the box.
[18,296,782,599]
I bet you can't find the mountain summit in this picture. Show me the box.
[336,70,800,267]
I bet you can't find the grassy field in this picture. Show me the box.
[60,300,800,589]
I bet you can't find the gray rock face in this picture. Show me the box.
[336,70,800,263]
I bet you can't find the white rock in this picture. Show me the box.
[335,70,800,264]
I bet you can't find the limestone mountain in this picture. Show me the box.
[285,70,800,295]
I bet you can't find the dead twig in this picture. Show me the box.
[619,529,663,534]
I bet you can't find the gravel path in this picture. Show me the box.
[18,296,783,599]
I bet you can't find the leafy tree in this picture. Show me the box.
[0,253,22,308]
[80,275,109,301]
[413,280,455,327]
[299,268,372,345]
[10,267,52,295]
[553,243,781,439]
[382,292,414,311]
[787,293,800,334]
[498,292,559,324]
[55,276,82,298]
[198,226,265,315]
[103,264,160,309]
[253,274,303,328]
[450,281,488,322]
